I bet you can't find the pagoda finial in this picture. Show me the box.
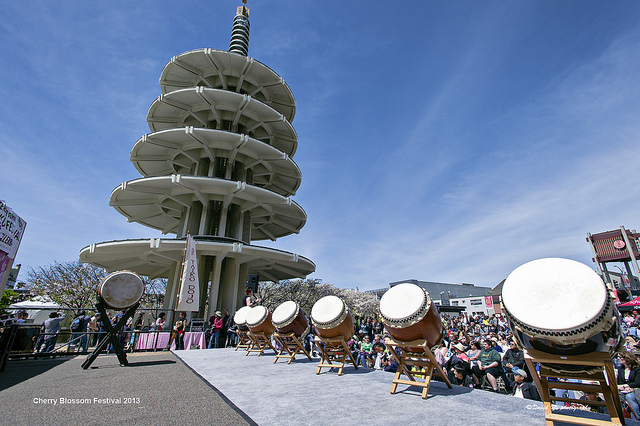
[229,2,250,56]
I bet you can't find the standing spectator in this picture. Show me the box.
[510,367,541,400]
[70,310,91,352]
[155,312,166,331]
[88,313,100,347]
[40,312,66,353]
[220,309,230,347]
[128,312,145,350]
[173,312,188,350]
[208,311,224,349]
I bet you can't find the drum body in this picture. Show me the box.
[97,270,144,310]
[311,295,354,340]
[502,258,622,356]
[272,301,309,337]
[246,306,275,335]
[379,283,443,348]
[234,306,253,332]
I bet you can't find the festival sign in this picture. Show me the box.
[0,200,26,286]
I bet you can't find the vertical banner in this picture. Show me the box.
[176,235,199,312]
[0,200,27,290]
[484,296,493,308]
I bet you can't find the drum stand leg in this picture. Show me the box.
[235,331,252,352]
[384,338,452,399]
[82,301,139,370]
[314,336,358,376]
[272,332,312,364]
[524,348,624,425]
[245,331,276,357]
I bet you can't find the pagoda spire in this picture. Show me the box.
[229,1,250,56]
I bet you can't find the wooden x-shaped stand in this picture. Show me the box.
[384,337,452,399]
[272,332,312,364]
[314,336,358,375]
[524,348,624,425]
[82,301,139,369]
[235,330,252,352]
[245,331,276,357]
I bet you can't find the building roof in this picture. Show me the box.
[389,279,491,298]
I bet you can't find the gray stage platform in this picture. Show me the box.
[175,347,631,426]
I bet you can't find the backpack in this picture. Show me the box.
[71,316,82,332]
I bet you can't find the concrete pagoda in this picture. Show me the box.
[80,3,315,316]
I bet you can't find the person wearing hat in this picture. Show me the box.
[208,310,224,349]
[510,367,541,401]
[451,364,474,387]
[446,343,471,383]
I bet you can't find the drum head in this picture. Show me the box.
[99,271,144,310]
[246,306,268,327]
[272,301,297,326]
[380,283,426,323]
[234,306,252,326]
[311,295,344,325]
[502,258,607,332]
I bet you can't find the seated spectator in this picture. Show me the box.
[510,367,541,401]
[372,343,387,370]
[357,335,372,368]
[371,334,386,351]
[446,343,471,376]
[472,340,503,392]
[578,392,608,414]
[450,365,474,387]
[617,351,640,419]
[625,336,639,352]
[502,339,524,390]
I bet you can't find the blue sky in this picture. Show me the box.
[2,1,640,291]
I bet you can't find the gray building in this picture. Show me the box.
[390,279,490,299]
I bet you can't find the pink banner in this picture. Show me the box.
[0,249,10,286]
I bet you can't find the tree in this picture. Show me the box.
[0,289,20,314]
[26,261,107,313]
[257,278,380,318]
[25,261,167,313]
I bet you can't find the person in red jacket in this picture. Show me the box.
[208,311,224,349]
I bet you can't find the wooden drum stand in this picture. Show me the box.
[235,329,252,352]
[272,332,311,364]
[314,336,358,375]
[384,337,452,399]
[245,331,276,357]
[524,348,624,425]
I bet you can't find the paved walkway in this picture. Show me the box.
[0,351,254,425]
[1,348,637,425]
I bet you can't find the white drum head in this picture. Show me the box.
[272,301,298,325]
[502,258,607,331]
[380,283,426,322]
[99,271,144,310]
[234,306,252,325]
[311,295,344,324]
[246,306,268,327]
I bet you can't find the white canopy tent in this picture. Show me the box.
[8,298,61,324]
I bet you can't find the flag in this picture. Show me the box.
[176,235,199,312]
